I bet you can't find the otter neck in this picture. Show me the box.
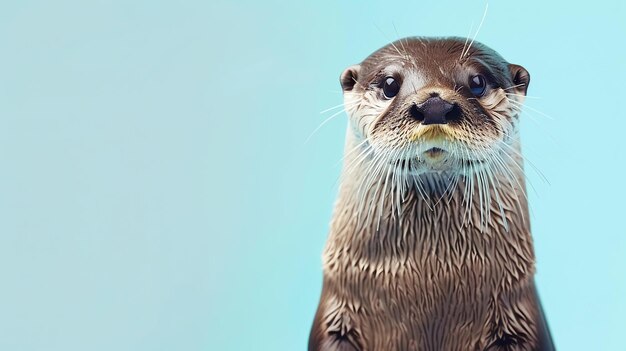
[323,128,535,279]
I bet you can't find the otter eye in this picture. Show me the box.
[469,74,487,97]
[382,77,400,99]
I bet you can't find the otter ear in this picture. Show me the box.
[508,64,530,95]
[340,64,361,92]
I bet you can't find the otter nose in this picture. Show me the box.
[409,96,460,125]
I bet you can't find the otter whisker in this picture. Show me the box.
[492,142,534,200]
[472,146,492,230]
[476,143,514,231]
[390,148,406,220]
[347,75,369,92]
[382,147,404,225]
[348,148,375,180]
[370,149,395,229]
[506,102,548,132]
[490,111,514,140]
[374,23,409,61]
[354,149,381,198]
[506,102,543,126]
[336,143,373,193]
[397,146,409,214]
[320,102,353,114]
[409,166,434,210]
[338,138,371,170]
[461,3,489,60]
[306,102,362,144]
[487,145,528,225]
[359,147,390,226]
[392,22,409,60]
[484,159,510,232]
[460,23,475,61]
[461,147,476,225]
[444,143,464,206]
[432,172,457,208]
[503,99,559,145]
[501,83,526,91]
[497,140,549,186]
[475,154,488,231]
[387,146,404,218]
[506,98,554,120]
[431,140,460,207]
[504,92,541,100]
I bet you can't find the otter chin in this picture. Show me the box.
[310,37,554,351]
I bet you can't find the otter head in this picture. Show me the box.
[341,37,530,177]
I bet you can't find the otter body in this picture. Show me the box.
[309,38,554,351]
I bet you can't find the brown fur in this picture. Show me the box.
[309,38,553,351]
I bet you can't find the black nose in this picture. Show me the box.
[409,96,461,125]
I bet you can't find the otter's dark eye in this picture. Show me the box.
[382,77,400,99]
[469,74,487,97]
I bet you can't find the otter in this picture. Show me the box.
[309,37,554,351]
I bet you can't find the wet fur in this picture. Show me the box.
[309,37,554,351]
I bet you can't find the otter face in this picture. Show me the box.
[341,37,530,176]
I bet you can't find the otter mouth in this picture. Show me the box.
[424,147,447,159]
[392,150,485,172]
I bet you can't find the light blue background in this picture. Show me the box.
[0,1,624,350]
